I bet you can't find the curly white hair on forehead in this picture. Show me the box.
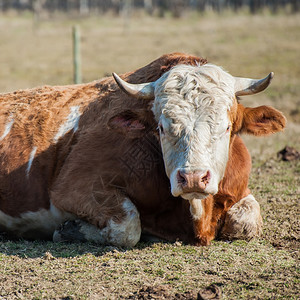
[152,64,235,122]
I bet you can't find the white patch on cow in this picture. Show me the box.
[54,106,81,142]
[26,146,37,177]
[0,117,14,141]
[64,198,141,247]
[189,198,203,220]
[101,198,141,247]
[151,64,235,199]
[0,202,75,239]
[219,194,263,240]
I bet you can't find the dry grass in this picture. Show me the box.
[0,12,299,299]
[1,12,299,123]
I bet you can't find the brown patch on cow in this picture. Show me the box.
[0,83,100,217]
[123,52,207,84]
[158,52,207,75]
[192,135,252,245]
[192,195,214,246]
[277,146,300,161]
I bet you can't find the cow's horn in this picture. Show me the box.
[112,73,155,100]
[234,72,274,96]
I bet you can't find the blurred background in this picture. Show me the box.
[0,0,299,155]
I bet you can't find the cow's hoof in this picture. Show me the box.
[53,220,87,243]
[219,194,263,241]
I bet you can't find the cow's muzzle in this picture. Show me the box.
[177,169,211,194]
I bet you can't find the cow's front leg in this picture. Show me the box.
[189,196,215,246]
[52,196,141,248]
[219,194,262,241]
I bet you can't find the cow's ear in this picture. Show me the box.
[107,110,147,138]
[233,104,286,136]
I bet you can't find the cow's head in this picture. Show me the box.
[112,64,285,200]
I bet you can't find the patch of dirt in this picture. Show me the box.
[198,285,222,300]
[124,285,222,300]
[277,146,300,161]
[124,285,194,299]
[271,238,299,252]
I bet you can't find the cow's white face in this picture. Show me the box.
[152,65,235,200]
[113,61,275,200]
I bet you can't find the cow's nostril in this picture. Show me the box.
[201,170,210,185]
[177,170,187,185]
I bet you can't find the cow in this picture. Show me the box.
[0,53,285,247]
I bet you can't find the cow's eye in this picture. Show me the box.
[226,124,231,133]
[158,123,164,135]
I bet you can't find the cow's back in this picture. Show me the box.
[0,83,103,216]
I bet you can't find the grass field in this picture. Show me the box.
[0,11,299,299]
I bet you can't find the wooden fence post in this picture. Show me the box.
[73,25,82,84]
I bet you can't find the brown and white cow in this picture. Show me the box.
[0,53,285,246]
